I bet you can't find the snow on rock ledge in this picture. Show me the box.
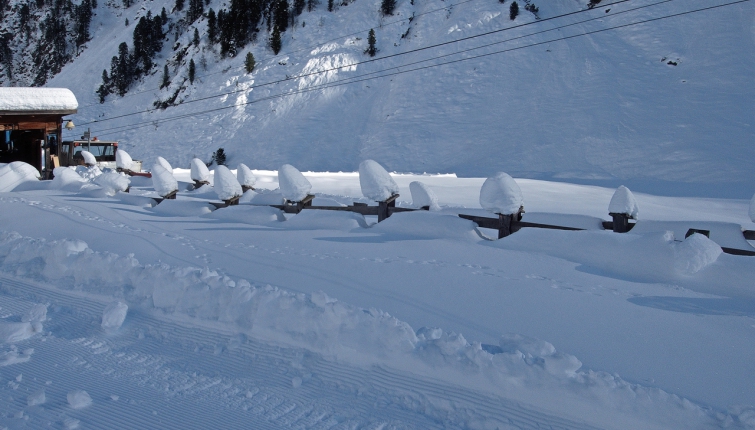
[278,164,311,202]
[479,172,523,214]
[151,164,178,197]
[409,181,440,210]
[191,158,211,183]
[608,185,639,219]
[237,163,256,188]
[214,165,243,200]
[116,149,133,170]
[359,160,398,201]
[0,162,40,193]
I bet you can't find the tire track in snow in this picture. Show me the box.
[0,273,603,429]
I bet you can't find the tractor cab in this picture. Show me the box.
[60,139,118,169]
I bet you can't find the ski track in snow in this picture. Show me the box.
[0,274,599,430]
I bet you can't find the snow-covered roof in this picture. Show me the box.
[0,87,78,114]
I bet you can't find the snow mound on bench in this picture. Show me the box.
[214,165,242,200]
[190,158,211,183]
[237,163,256,188]
[116,149,133,170]
[371,211,480,241]
[609,185,639,219]
[149,200,213,217]
[278,164,311,202]
[0,162,40,192]
[479,172,523,214]
[409,181,440,210]
[359,160,398,201]
[151,164,178,197]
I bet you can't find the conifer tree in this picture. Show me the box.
[244,52,256,73]
[293,0,305,16]
[175,0,184,11]
[270,25,282,55]
[327,0,333,11]
[189,58,196,83]
[365,29,376,57]
[274,0,289,32]
[161,64,170,88]
[380,0,395,16]
[96,69,110,103]
[207,8,217,43]
[193,28,200,46]
[509,1,518,20]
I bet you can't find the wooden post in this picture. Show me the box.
[610,213,630,233]
[377,194,398,223]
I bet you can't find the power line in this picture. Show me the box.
[77,0,633,126]
[76,0,485,109]
[67,0,749,140]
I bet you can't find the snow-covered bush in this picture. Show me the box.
[278,164,312,202]
[608,185,639,219]
[479,172,523,214]
[214,165,243,200]
[359,160,398,201]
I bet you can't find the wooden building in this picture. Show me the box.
[0,87,78,178]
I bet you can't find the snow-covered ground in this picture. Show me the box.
[0,165,754,429]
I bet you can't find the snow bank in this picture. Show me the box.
[190,158,211,183]
[371,211,481,241]
[203,205,285,224]
[750,193,755,223]
[409,181,440,210]
[150,164,178,197]
[237,163,256,188]
[67,390,92,409]
[116,149,133,170]
[0,162,40,192]
[284,210,368,230]
[80,150,96,166]
[242,190,285,205]
[609,185,639,219]
[101,301,128,331]
[93,172,130,196]
[155,156,173,174]
[214,165,243,200]
[51,167,87,191]
[0,322,40,343]
[74,165,102,182]
[359,160,398,201]
[479,172,523,214]
[22,304,47,323]
[149,200,213,217]
[0,231,744,428]
[278,164,312,202]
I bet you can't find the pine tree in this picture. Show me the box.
[327,0,333,11]
[160,7,168,23]
[293,0,305,16]
[307,0,317,12]
[274,0,289,32]
[193,28,200,46]
[207,8,217,43]
[380,0,395,16]
[175,0,184,11]
[365,29,376,57]
[96,69,110,103]
[189,58,196,83]
[270,25,282,55]
[244,52,256,73]
[212,148,226,165]
[509,1,518,20]
[75,0,92,48]
[161,64,170,88]
[188,0,203,22]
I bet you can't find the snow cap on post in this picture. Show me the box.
[115,149,133,170]
[608,185,639,219]
[409,181,440,210]
[190,158,211,183]
[749,193,755,223]
[151,163,178,197]
[278,164,312,202]
[214,165,243,200]
[80,150,96,166]
[479,172,523,215]
[237,163,257,188]
[155,156,173,174]
[359,160,399,201]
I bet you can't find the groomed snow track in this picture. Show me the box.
[0,273,602,430]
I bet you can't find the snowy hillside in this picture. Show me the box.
[2,0,749,196]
